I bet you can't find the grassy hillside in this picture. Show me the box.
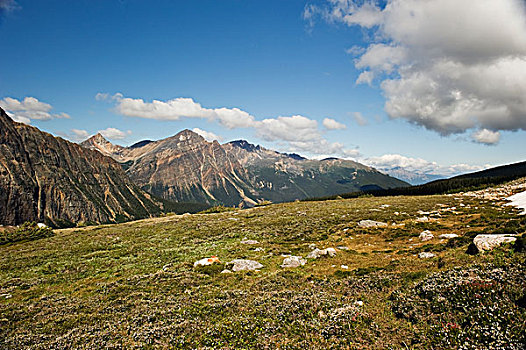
[0,188,525,348]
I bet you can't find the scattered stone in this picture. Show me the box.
[37,223,48,228]
[337,246,350,251]
[438,233,459,239]
[241,239,259,245]
[419,252,436,259]
[340,265,349,269]
[473,234,517,252]
[194,256,221,267]
[358,220,388,228]
[307,247,337,259]
[254,247,264,252]
[281,256,306,268]
[354,300,363,306]
[416,216,429,222]
[0,293,12,299]
[419,230,434,242]
[220,269,233,274]
[227,259,263,272]
[308,243,317,250]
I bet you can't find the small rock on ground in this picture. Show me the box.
[307,248,337,259]
[227,259,263,272]
[358,220,387,228]
[419,252,436,259]
[241,239,259,245]
[194,256,221,267]
[281,256,306,268]
[419,230,434,242]
[438,233,459,239]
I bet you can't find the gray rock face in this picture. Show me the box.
[227,259,263,272]
[358,220,388,228]
[419,230,434,241]
[281,256,306,268]
[473,234,517,252]
[0,108,162,226]
[307,248,337,259]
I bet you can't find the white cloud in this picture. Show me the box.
[98,127,132,140]
[0,96,71,123]
[355,71,374,86]
[309,0,526,142]
[99,93,256,129]
[256,115,319,142]
[99,93,359,159]
[471,129,501,145]
[192,128,222,142]
[352,112,368,126]
[322,117,347,130]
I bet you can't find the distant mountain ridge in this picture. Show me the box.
[309,159,526,201]
[82,130,409,206]
[0,108,163,227]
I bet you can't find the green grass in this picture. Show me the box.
[0,193,524,349]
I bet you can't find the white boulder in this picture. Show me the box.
[227,259,263,272]
[358,220,388,228]
[281,256,306,268]
[419,230,434,242]
[473,234,517,252]
[418,252,436,259]
[307,248,337,259]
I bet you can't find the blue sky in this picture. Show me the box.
[1,0,525,181]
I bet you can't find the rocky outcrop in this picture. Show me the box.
[0,108,162,226]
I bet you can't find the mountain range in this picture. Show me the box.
[0,105,410,226]
[81,130,409,207]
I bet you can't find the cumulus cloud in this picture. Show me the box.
[471,129,501,145]
[192,128,222,142]
[307,0,526,144]
[322,117,347,130]
[97,93,255,129]
[99,127,132,140]
[0,96,71,124]
[98,93,359,159]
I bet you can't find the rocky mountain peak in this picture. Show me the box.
[80,133,124,157]
[229,140,262,153]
